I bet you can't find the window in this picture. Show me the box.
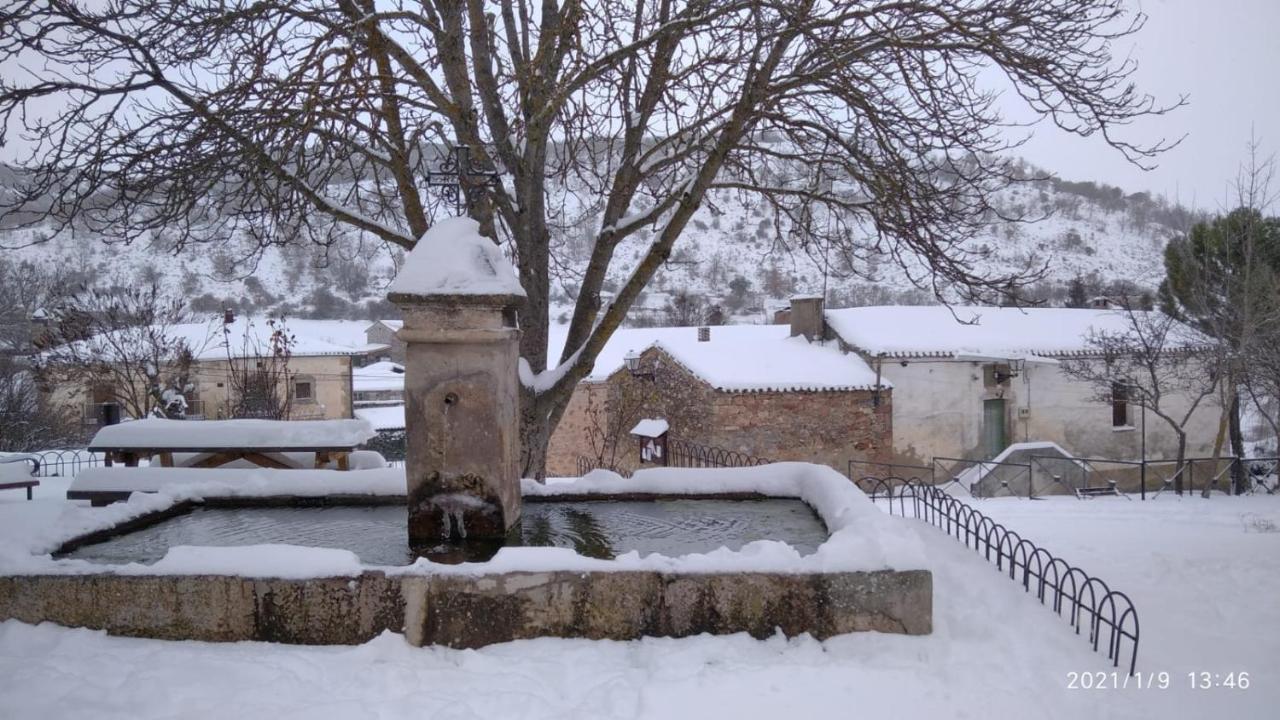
[1111,381,1130,427]
[294,380,314,402]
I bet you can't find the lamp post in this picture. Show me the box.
[625,350,655,381]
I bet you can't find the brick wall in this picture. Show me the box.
[545,346,892,476]
[545,383,606,477]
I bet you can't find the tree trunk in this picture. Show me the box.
[1204,386,1230,498]
[1174,430,1187,495]
[1229,392,1246,494]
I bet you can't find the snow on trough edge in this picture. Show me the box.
[3,463,926,579]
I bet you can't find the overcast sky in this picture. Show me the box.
[1000,0,1280,210]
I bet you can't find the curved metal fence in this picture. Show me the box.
[575,456,623,476]
[860,475,1140,675]
[666,438,770,469]
[29,449,103,478]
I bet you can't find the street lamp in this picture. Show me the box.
[625,350,654,381]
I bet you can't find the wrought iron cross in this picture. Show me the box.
[426,145,499,216]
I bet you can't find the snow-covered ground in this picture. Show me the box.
[1,482,1277,719]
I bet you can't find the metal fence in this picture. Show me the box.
[25,449,103,477]
[666,437,770,469]
[575,456,624,476]
[1028,455,1144,498]
[853,453,1280,500]
[1244,457,1279,494]
[848,460,933,485]
[933,456,1033,498]
[859,476,1140,675]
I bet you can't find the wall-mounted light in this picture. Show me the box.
[624,350,655,381]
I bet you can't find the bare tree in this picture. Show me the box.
[34,284,197,421]
[222,317,297,419]
[1061,300,1217,494]
[0,355,80,452]
[1,0,1180,476]
[0,256,79,354]
[662,290,706,327]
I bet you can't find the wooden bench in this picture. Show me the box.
[0,479,39,501]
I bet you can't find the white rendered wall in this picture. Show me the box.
[878,359,1220,464]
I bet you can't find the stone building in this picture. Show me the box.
[365,320,406,364]
[545,314,892,477]
[821,303,1221,464]
[45,317,383,428]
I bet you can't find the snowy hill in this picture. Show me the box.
[0,159,1194,325]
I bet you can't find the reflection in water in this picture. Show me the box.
[62,499,829,566]
[561,507,614,559]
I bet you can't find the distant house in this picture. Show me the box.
[45,317,385,427]
[353,361,405,407]
[351,360,406,462]
[820,302,1220,464]
[365,320,404,364]
[545,313,892,476]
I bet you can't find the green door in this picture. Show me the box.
[982,399,1008,459]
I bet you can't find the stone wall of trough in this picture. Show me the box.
[0,569,931,648]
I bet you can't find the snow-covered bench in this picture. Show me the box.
[0,456,40,500]
[87,418,378,472]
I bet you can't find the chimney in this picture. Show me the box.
[697,326,710,342]
[789,296,825,341]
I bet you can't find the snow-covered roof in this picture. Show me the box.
[353,361,405,393]
[88,417,377,450]
[388,217,525,298]
[548,323,885,393]
[824,305,1202,359]
[630,418,670,438]
[354,404,405,431]
[64,318,389,363]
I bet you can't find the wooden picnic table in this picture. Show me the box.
[87,418,377,472]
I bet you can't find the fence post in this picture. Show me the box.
[1140,461,1146,501]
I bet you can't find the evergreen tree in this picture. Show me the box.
[1159,206,1280,493]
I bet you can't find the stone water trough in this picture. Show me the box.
[0,463,932,648]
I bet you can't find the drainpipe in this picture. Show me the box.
[873,356,883,408]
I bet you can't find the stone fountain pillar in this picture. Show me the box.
[387,217,526,550]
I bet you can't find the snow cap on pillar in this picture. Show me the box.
[388,217,525,300]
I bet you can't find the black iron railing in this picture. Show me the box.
[860,475,1140,675]
[848,459,934,484]
[29,449,103,477]
[575,456,624,476]
[666,437,770,469]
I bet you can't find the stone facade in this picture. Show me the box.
[547,346,891,476]
[391,296,523,546]
[878,357,1220,465]
[546,383,607,476]
[365,321,405,364]
[0,568,931,647]
[48,354,354,426]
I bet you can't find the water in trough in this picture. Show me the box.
[61,499,829,566]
